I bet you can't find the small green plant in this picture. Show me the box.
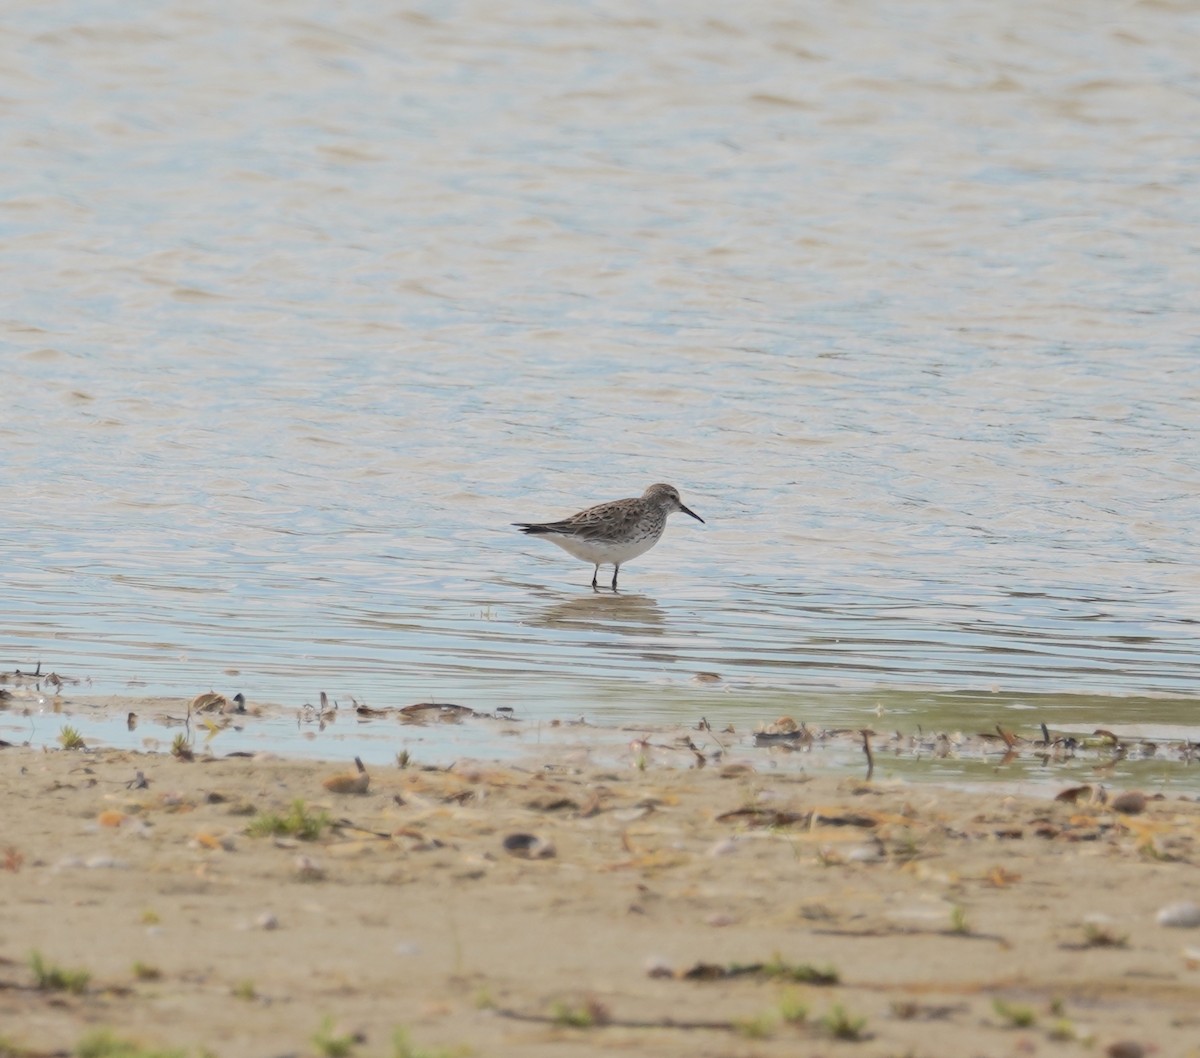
[759,955,839,985]
[247,800,331,841]
[820,1004,868,1041]
[75,1030,188,1058]
[312,1017,358,1058]
[396,750,411,769]
[0,1036,31,1058]
[551,1002,595,1028]
[131,962,161,981]
[733,1012,775,1039]
[472,987,495,1010]
[777,992,809,1025]
[392,1030,470,1058]
[1047,1019,1076,1042]
[29,951,90,994]
[170,733,193,761]
[549,998,609,1029]
[232,980,257,1001]
[993,998,1036,1028]
[949,905,970,934]
[58,725,85,750]
[140,909,161,925]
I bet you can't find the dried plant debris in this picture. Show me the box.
[401,702,480,721]
[1,662,81,690]
[671,957,839,985]
[322,757,370,795]
[749,716,1198,771]
[715,805,881,828]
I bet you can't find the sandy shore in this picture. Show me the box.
[2,722,1199,1058]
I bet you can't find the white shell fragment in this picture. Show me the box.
[1156,901,1200,928]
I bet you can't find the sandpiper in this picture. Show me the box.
[514,483,704,590]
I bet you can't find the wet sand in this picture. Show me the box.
[2,710,1200,1058]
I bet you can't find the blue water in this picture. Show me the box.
[3,0,1199,757]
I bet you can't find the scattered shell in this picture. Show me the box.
[707,837,739,858]
[254,912,280,931]
[613,806,653,823]
[502,833,555,859]
[1156,901,1200,928]
[322,756,369,795]
[98,810,127,828]
[78,855,127,870]
[847,839,886,863]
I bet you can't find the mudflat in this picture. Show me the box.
[2,724,1198,1058]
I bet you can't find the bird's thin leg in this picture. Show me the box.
[611,565,620,591]
[591,565,600,591]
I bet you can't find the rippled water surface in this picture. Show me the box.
[4,0,1199,750]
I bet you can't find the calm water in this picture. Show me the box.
[3,0,1199,756]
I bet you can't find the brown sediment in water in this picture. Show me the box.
[1,718,1199,1057]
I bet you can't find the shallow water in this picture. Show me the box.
[4,0,1199,758]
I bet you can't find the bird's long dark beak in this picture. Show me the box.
[680,504,704,524]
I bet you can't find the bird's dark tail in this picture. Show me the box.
[513,523,553,535]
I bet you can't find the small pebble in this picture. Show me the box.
[1111,791,1147,815]
[502,833,555,859]
[255,912,280,931]
[1156,901,1200,928]
[644,956,673,978]
[84,854,128,869]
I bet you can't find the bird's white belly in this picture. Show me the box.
[544,531,661,566]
